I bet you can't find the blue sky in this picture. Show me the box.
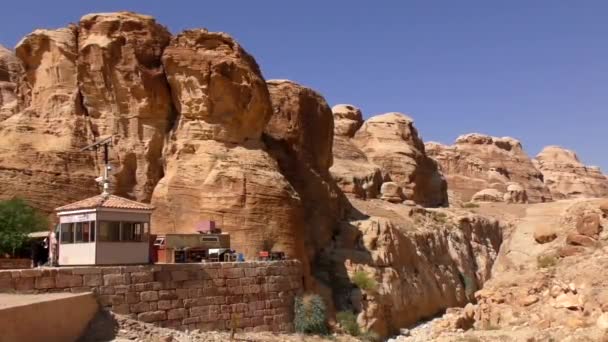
[1,1,606,170]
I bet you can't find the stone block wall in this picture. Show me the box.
[0,260,302,332]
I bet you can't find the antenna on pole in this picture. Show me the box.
[80,136,113,195]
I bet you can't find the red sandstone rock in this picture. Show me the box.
[566,233,597,247]
[576,212,601,238]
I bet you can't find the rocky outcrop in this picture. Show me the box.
[426,134,552,204]
[0,45,22,120]
[150,30,307,266]
[319,198,503,337]
[353,113,448,207]
[330,104,382,199]
[534,146,608,199]
[263,79,341,270]
[77,12,173,201]
[332,104,363,138]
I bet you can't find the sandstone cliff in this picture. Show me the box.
[353,113,448,207]
[534,146,608,199]
[77,12,173,202]
[0,27,98,212]
[426,133,552,204]
[0,45,22,121]
[263,80,341,265]
[150,30,307,266]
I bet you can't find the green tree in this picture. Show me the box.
[0,198,48,257]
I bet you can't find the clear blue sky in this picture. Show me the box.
[1,1,606,170]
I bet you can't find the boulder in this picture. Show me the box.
[471,188,504,203]
[380,182,405,203]
[332,104,363,138]
[534,146,608,199]
[151,29,306,265]
[353,113,448,207]
[576,212,601,238]
[557,245,586,258]
[426,134,551,203]
[566,233,597,247]
[533,225,557,244]
[553,292,582,310]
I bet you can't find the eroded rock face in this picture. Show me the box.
[263,79,341,268]
[353,113,448,207]
[151,30,307,266]
[161,29,270,144]
[426,134,552,204]
[534,146,608,199]
[0,45,22,120]
[0,27,98,211]
[330,104,382,199]
[78,12,173,201]
[265,79,334,173]
[320,198,503,337]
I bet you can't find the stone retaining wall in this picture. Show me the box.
[0,260,302,332]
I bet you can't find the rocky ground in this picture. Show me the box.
[80,310,359,342]
[389,199,608,342]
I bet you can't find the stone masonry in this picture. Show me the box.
[0,260,302,332]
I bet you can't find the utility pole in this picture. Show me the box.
[80,136,113,195]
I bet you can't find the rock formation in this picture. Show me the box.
[0,45,22,120]
[263,79,341,270]
[0,27,98,212]
[426,134,552,204]
[0,12,515,339]
[77,12,173,201]
[353,113,448,207]
[534,146,608,199]
[330,104,382,199]
[150,29,307,266]
[319,198,503,337]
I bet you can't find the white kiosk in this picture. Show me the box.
[55,194,154,265]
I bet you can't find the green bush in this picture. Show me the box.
[462,202,480,209]
[336,311,360,336]
[294,294,328,335]
[352,271,377,292]
[0,198,47,257]
[461,274,477,297]
[537,254,557,269]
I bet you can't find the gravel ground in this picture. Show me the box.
[79,310,359,342]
